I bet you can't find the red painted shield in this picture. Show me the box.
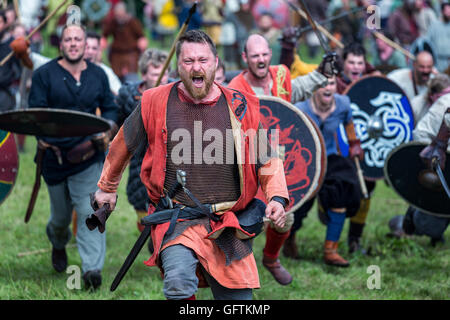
[255,96,326,213]
[0,130,18,205]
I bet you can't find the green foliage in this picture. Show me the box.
[0,138,448,300]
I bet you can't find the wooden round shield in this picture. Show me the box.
[0,108,111,137]
[337,75,415,180]
[0,130,18,206]
[384,141,450,218]
[255,96,326,214]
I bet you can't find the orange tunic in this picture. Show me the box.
[228,65,292,102]
[98,82,289,289]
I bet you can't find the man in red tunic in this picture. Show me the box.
[101,2,148,81]
[92,30,289,300]
[228,33,335,285]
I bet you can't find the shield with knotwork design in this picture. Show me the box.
[337,75,414,180]
[384,142,450,218]
[0,130,18,206]
[255,96,326,214]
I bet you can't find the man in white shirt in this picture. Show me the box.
[387,51,436,103]
[84,31,122,96]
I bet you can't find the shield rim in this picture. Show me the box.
[0,108,111,137]
[258,95,327,214]
[384,141,449,218]
[0,131,19,206]
[342,74,415,181]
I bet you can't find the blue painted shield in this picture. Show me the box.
[337,75,415,180]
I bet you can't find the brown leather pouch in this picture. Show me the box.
[66,140,97,164]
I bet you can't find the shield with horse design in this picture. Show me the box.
[255,96,326,214]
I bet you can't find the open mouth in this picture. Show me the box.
[257,63,266,70]
[192,75,205,88]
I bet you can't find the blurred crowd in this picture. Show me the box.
[1,0,449,293]
[1,0,450,147]
[1,0,449,82]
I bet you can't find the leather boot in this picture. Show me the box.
[262,255,293,285]
[51,247,67,273]
[83,269,102,290]
[324,240,349,267]
[348,236,367,255]
[282,234,300,260]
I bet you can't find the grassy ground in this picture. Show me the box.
[3,26,448,301]
[0,137,449,301]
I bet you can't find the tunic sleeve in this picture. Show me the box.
[290,70,328,104]
[28,68,49,108]
[98,103,148,192]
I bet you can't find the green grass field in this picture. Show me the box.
[0,137,448,300]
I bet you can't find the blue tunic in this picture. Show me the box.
[295,94,352,156]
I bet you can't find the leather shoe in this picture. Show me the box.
[324,241,349,267]
[348,237,368,255]
[83,270,102,290]
[262,255,293,285]
[51,247,67,273]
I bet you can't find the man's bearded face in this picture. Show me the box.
[414,52,434,85]
[244,38,272,80]
[60,26,86,64]
[178,41,217,100]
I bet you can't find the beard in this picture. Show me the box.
[416,70,431,84]
[315,92,334,111]
[180,68,215,100]
[61,48,85,64]
[248,62,269,79]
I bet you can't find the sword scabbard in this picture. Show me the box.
[110,225,152,292]
[24,143,45,223]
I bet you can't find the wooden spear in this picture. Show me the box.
[13,0,20,22]
[285,0,344,49]
[154,1,198,87]
[373,30,416,61]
